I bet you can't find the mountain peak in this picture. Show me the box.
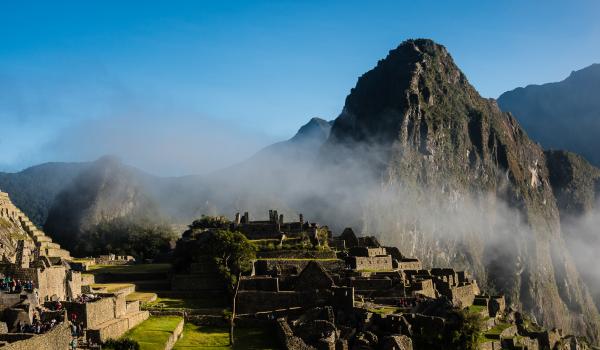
[289,117,333,144]
[330,38,472,145]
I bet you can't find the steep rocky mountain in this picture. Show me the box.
[317,39,600,341]
[0,162,87,226]
[43,156,163,252]
[498,64,600,167]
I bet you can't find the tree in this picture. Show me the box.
[449,310,484,350]
[74,217,176,261]
[189,215,231,230]
[197,230,256,345]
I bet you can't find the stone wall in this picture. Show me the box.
[162,318,184,350]
[348,247,387,257]
[87,318,128,343]
[171,274,225,291]
[62,296,115,328]
[275,318,315,350]
[350,256,393,271]
[449,284,475,307]
[409,279,436,298]
[257,250,337,259]
[66,270,81,300]
[0,322,71,350]
[240,276,279,292]
[37,266,68,301]
[0,294,22,311]
[396,259,422,271]
[346,278,393,291]
[114,293,126,318]
[237,291,318,314]
[81,274,95,286]
[254,259,344,276]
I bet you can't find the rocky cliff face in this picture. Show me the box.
[321,39,600,341]
[498,63,600,167]
[545,150,600,310]
[43,156,161,252]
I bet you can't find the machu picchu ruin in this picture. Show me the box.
[168,209,597,350]
[2,8,600,349]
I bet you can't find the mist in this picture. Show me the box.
[560,201,600,306]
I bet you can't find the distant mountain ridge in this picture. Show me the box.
[498,63,600,167]
[0,162,88,226]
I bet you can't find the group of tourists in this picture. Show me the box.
[16,314,59,334]
[74,293,100,303]
[0,276,34,293]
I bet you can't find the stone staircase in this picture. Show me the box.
[18,215,72,260]
[1,190,72,260]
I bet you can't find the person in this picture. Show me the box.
[70,322,77,336]
[77,321,84,337]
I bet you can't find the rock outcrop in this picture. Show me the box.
[320,39,600,341]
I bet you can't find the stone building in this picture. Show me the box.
[232,210,313,240]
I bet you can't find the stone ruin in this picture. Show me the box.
[232,209,323,241]
[0,191,70,262]
[0,191,149,349]
[193,209,589,349]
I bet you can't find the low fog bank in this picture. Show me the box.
[561,203,600,305]
[43,112,275,177]
[179,140,536,291]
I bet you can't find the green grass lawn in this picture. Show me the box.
[173,324,280,350]
[482,322,512,341]
[87,263,171,274]
[123,316,183,350]
[145,297,228,310]
[466,304,487,314]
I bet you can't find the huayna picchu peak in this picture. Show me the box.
[320,38,600,343]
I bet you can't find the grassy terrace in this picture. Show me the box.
[478,322,511,343]
[126,292,158,304]
[173,324,280,350]
[466,304,487,314]
[86,263,172,274]
[146,297,228,311]
[123,316,182,350]
[90,283,134,293]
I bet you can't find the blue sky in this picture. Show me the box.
[1,1,599,175]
